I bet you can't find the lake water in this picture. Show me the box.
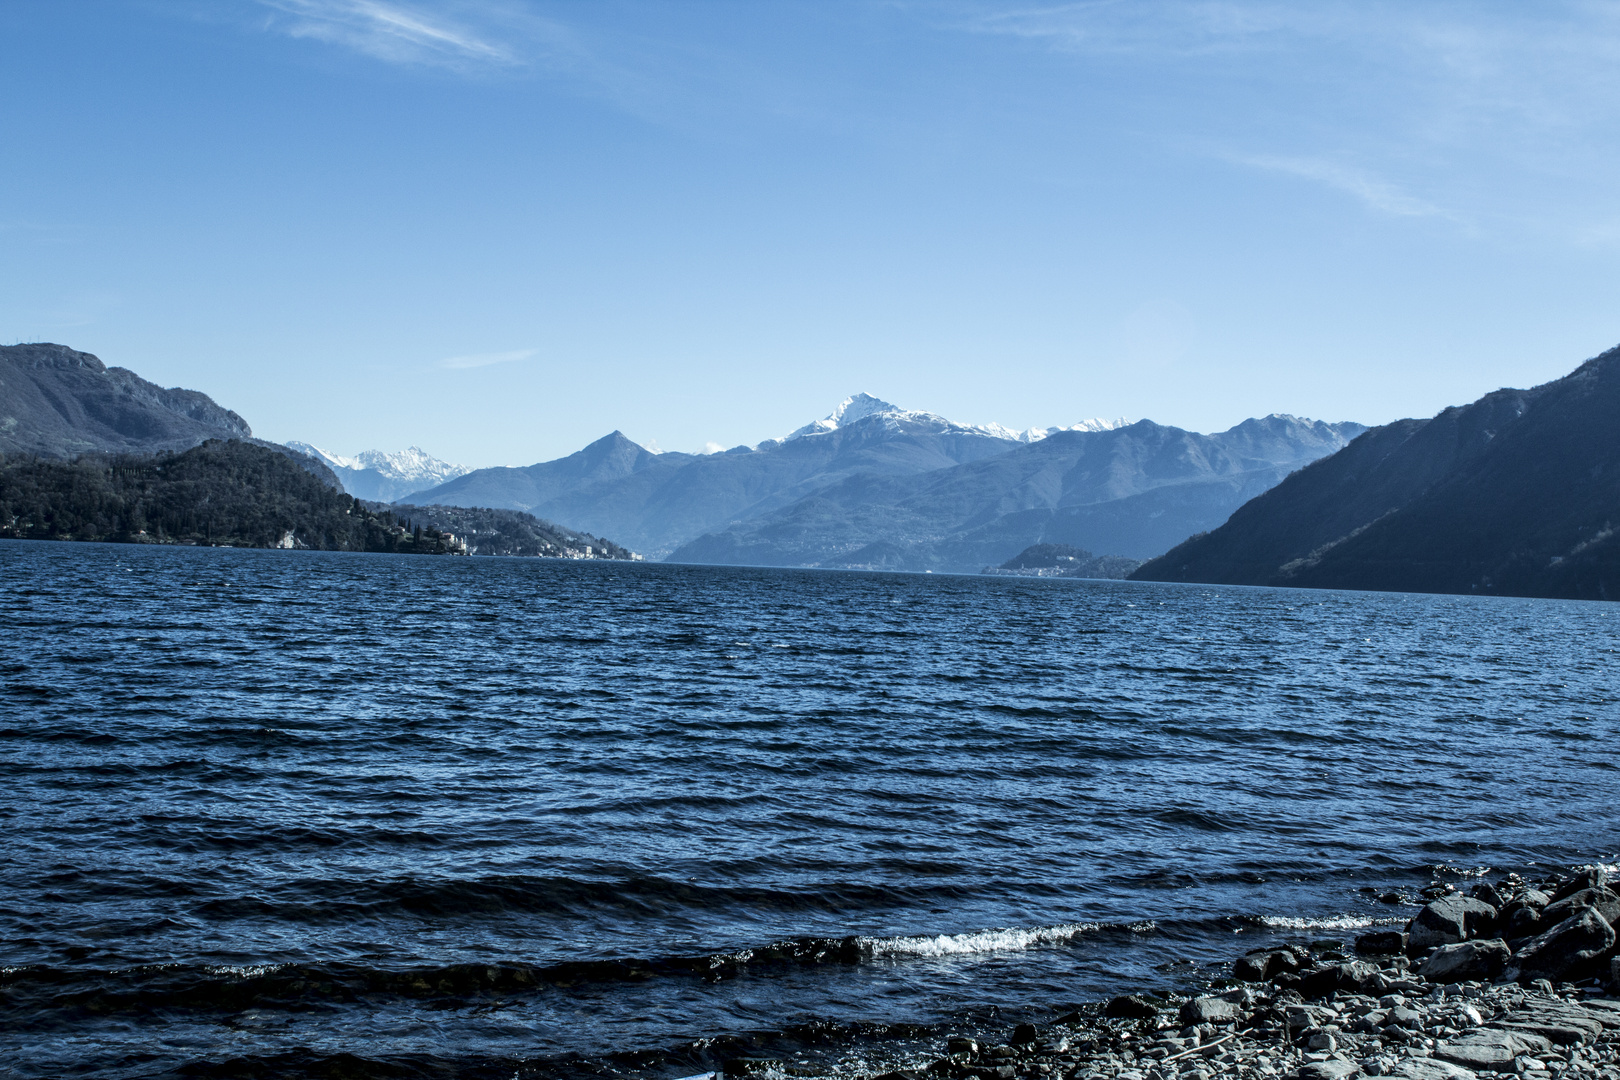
[2,541,1617,1078]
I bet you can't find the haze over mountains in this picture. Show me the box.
[1134,345,1620,600]
[671,414,1364,571]
[404,394,1364,569]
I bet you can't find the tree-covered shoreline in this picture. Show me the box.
[2,441,463,554]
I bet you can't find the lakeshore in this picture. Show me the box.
[778,868,1620,1080]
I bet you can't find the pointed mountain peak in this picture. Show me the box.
[784,392,904,441]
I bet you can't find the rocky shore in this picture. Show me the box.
[725,867,1620,1080]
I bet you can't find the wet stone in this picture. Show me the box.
[1105,994,1161,1020]
[1179,996,1242,1026]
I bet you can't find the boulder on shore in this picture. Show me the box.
[1418,938,1510,983]
[1505,906,1616,984]
[1408,895,1498,951]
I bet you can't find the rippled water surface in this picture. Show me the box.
[2,541,1618,1077]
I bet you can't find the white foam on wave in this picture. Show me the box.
[1257,914,1404,931]
[202,963,282,977]
[864,922,1100,958]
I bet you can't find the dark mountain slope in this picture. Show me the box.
[0,343,253,457]
[1133,345,1620,600]
[671,416,1363,571]
[405,415,1018,556]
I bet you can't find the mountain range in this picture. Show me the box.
[404,395,1364,568]
[287,443,470,503]
[1133,344,1620,600]
[669,414,1364,571]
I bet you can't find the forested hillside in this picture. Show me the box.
[0,440,460,553]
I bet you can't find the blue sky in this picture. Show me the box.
[4,1,1620,465]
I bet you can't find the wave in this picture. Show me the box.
[1253,914,1405,931]
[0,917,1155,1020]
[864,922,1099,957]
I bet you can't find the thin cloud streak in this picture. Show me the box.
[1235,155,1452,220]
[254,0,518,68]
[947,0,1345,57]
[439,348,535,370]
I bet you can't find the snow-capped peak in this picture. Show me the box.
[286,442,470,485]
[784,393,903,440]
[769,394,1129,447]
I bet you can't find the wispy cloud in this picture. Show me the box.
[251,0,547,70]
[939,1,1620,240]
[1234,155,1451,219]
[948,0,1340,56]
[439,347,534,370]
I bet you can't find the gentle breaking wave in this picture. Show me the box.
[1255,914,1406,931]
[864,922,1100,957]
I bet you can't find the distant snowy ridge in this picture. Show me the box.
[767,392,1127,448]
[285,442,471,502]
[286,443,470,484]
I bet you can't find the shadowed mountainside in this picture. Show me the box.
[1132,345,1620,600]
[0,343,253,458]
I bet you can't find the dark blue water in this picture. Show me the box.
[2,541,1617,1078]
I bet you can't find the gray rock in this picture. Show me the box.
[1549,867,1607,903]
[1105,994,1161,1019]
[1418,939,1510,983]
[1388,1006,1425,1029]
[1235,947,1304,982]
[1468,881,1505,908]
[1505,907,1616,984]
[1432,1028,1552,1071]
[1578,998,1620,1030]
[1505,906,1542,938]
[1179,996,1241,1026]
[1294,1061,1360,1080]
[1409,896,1498,950]
[1305,1031,1338,1051]
[1539,887,1620,929]
[1512,888,1552,911]
[1384,1060,1479,1079]
[1494,1002,1609,1045]
[1300,960,1382,998]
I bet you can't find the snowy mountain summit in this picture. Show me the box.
[773,392,1127,447]
[285,442,471,502]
